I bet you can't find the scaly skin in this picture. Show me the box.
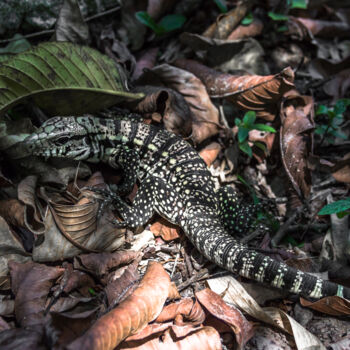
[10,115,350,300]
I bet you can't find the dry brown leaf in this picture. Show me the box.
[74,251,140,277]
[146,64,220,144]
[332,153,350,183]
[155,298,206,326]
[121,324,222,350]
[323,68,350,102]
[67,261,176,350]
[174,59,294,121]
[300,296,350,316]
[147,0,177,21]
[291,17,350,38]
[203,0,253,39]
[227,18,264,40]
[196,288,254,348]
[280,91,315,198]
[132,47,159,81]
[130,85,192,138]
[0,198,26,228]
[105,259,140,306]
[0,328,43,349]
[9,261,64,327]
[199,142,222,167]
[150,218,181,241]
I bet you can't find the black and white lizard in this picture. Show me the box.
[10,115,350,300]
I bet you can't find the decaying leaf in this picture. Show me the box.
[203,0,254,39]
[9,261,64,327]
[156,298,206,326]
[174,59,294,121]
[180,33,269,75]
[0,198,26,228]
[67,261,178,350]
[280,91,315,198]
[132,47,159,81]
[199,142,222,167]
[196,288,254,348]
[150,218,182,241]
[227,18,264,40]
[146,64,220,144]
[300,296,350,316]
[0,42,143,117]
[74,250,140,277]
[121,324,222,350]
[130,85,192,138]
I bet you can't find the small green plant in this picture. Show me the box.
[319,198,350,218]
[241,12,254,25]
[315,99,350,145]
[235,111,276,157]
[135,12,186,35]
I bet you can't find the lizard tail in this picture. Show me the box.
[186,217,350,299]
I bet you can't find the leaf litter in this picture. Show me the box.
[0,0,350,349]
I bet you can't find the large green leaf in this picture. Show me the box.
[0,42,143,116]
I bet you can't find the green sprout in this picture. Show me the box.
[235,111,276,158]
[319,198,350,218]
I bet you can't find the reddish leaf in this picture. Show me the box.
[150,218,181,241]
[196,288,254,348]
[227,18,264,40]
[199,142,222,167]
[9,261,64,327]
[300,296,350,316]
[67,262,178,350]
[174,59,294,121]
[132,47,159,81]
[280,91,315,198]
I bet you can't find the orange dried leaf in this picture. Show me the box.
[300,296,350,316]
[150,218,182,241]
[174,59,294,121]
[196,288,253,348]
[199,142,222,167]
[227,18,263,40]
[0,198,26,228]
[67,261,175,350]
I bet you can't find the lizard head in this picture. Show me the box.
[21,116,95,161]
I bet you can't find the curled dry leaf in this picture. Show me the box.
[227,18,264,40]
[130,85,192,138]
[155,298,206,326]
[67,261,176,350]
[332,153,350,184]
[18,175,45,234]
[174,59,294,121]
[74,250,140,277]
[105,259,140,306]
[300,296,350,316]
[203,0,254,39]
[280,91,315,198]
[199,142,222,167]
[121,324,222,350]
[290,17,350,39]
[132,47,159,81]
[150,218,181,241]
[0,198,26,228]
[148,64,220,144]
[9,261,64,327]
[323,69,350,102]
[196,288,253,348]
[180,33,268,75]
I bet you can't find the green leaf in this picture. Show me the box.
[253,141,267,152]
[0,34,31,55]
[241,12,253,25]
[268,12,289,21]
[238,126,249,142]
[0,42,143,117]
[334,99,350,116]
[291,0,307,9]
[318,199,350,215]
[235,118,242,126]
[316,104,328,116]
[135,11,164,35]
[239,141,252,157]
[253,123,276,133]
[213,0,227,13]
[158,14,186,32]
[337,211,350,219]
[277,25,288,32]
[243,111,256,127]
[88,288,96,296]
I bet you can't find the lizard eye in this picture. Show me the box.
[55,136,69,146]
